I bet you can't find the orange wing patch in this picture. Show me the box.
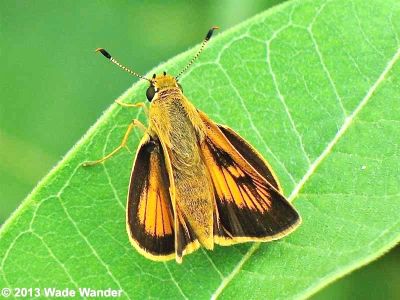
[137,154,174,237]
[203,142,271,213]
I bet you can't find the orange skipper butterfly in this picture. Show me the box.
[83,27,301,263]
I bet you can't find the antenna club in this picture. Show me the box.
[176,26,219,79]
[94,48,150,82]
[95,48,112,59]
[206,26,219,41]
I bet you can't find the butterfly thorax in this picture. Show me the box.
[151,75,184,105]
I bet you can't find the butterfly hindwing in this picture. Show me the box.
[174,208,200,263]
[198,111,301,245]
[126,135,176,261]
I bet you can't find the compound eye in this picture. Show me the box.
[146,85,156,101]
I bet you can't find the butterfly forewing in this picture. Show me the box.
[127,134,201,262]
[126,135,175,260]
[198,112,301,245]
[217,125,280,190]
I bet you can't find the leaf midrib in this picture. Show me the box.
[210,42,400,300]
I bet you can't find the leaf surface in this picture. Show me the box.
[1,0,400,299]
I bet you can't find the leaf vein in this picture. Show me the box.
[307,1,347,116]
[217,62,297,185]
[266,22,312,165]
[163,262,189,300]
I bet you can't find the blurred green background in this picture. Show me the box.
[1,1,398,299]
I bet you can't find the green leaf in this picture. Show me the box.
[1,0,399,298]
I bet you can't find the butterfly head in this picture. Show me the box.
[146,72,183,102]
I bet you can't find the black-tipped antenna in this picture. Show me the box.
[176,26,219,79]
[95,48,151,82]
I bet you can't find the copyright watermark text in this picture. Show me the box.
[1,287,123,298]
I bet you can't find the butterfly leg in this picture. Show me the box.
[82,119,147,167]
[115,100,149,116]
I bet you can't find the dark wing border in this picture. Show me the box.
[126,135,175,261]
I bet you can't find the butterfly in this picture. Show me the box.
[83,26,301,263]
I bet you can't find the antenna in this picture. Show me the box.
[176,26,219,79]
[95,48,151,82]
